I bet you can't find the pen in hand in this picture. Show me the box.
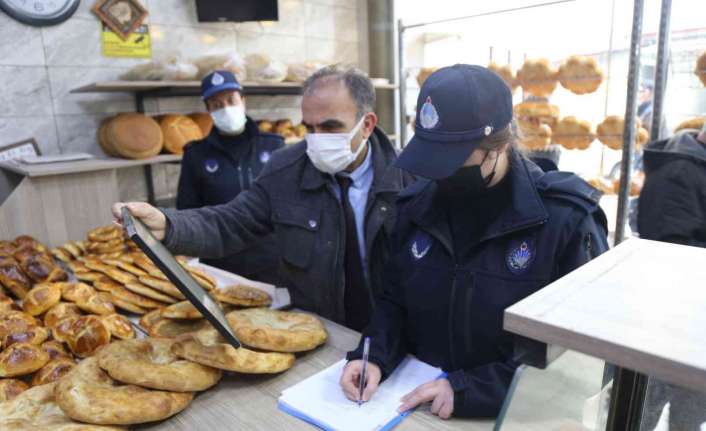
[357,337,371,407]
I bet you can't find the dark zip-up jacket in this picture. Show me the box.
[638,130,706,248]
[163,127,413,324]
[347,152,608,418]
[176,117,285,284]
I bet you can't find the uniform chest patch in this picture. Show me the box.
[204,158,219,174]
[506,238,536,275]
[410,232,432,260]
[259,151,271,164]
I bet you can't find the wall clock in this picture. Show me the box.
[0,0,80,26]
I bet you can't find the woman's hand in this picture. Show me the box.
[398,378,454,419]
[111,202,167,240]
[340,360,382,403]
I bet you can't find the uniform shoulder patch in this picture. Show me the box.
[506,238,536,275]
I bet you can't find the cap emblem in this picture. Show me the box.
[211,73,225,86]
[419,96,440,130]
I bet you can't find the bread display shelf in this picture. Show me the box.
[0,154,181,178]
[71,80,397,96]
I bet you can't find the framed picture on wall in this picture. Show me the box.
[0,139,41,162]
[92,0,148,41]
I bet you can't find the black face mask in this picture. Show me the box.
[436,152,498,202]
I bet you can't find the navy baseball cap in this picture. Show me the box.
[396,64,513,179]
[201,70,242,100]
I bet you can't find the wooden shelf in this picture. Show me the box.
[71,80,397,97]
[0,154,182,178]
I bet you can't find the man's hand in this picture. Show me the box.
[111,202,167,241]
[398,378,454,419]
[340,360,382,404]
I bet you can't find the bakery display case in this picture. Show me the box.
[504,239,706,431]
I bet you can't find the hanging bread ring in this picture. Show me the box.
[172,326,295,373]
[516,58,558,97]
[695,51,706,86]
[97,338,222,392]
[88,226,123,243]
[55,357,194,426]
[557,55,604,94]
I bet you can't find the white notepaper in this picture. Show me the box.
[280,356,442,431]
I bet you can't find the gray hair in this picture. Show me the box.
[302,64,376,119]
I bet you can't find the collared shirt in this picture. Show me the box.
[334,142,374,262]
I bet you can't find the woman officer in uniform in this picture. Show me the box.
[340,65,609,419]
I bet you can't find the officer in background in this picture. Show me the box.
[176,70,285,285]
[341,65,609,419]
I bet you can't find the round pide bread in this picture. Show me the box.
[55,357,193,426]
[172,326,295,374]
[226,308,327,353]
[97,338,221,392]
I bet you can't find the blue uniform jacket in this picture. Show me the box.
[347,151,609,418]
[176,117,285,283]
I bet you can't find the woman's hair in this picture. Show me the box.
[477,119,524,155]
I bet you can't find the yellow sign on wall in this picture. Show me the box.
[101,23,152,58]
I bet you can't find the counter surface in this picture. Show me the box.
[140,317,494,431]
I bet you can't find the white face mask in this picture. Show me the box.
[306,117,367,174]
[211,105,246,135]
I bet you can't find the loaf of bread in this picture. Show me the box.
[160,115,203,155]
[188,112,213,137]
[105,113,163,160]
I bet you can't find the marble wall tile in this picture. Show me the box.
[0,15,46,66]
[0,66,53,117]
[304,3,335,39]
[333,6,358,43]
[143,0,196,26]
[0,116,60,155]
[305,38,359,65]
[306,0,357,10]
[49,67,137,115]
[42,18,146,68]
[54,114,111,156]
[236,0,306,37]
[236,32,306,64]
[150,25,237,60]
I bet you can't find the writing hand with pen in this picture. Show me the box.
[340,359,454,419]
